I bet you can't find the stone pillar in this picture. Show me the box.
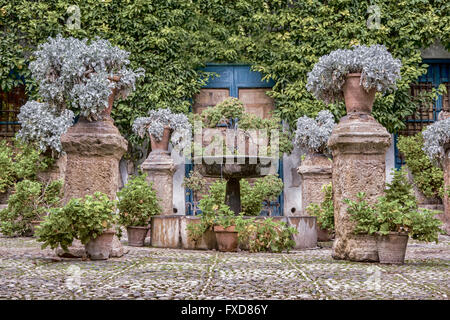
[443,143,450,234]
[59,117,128,258]
[141,150,175,215]
[328,113,391,262]
[61,117,128,202]
[297,153,332,214]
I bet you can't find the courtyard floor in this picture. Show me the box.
[0,235,449,300]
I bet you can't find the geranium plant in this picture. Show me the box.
[117,173,161,227]
[36,192,117,251]
[307,44,402,104]
[293,110,336,155]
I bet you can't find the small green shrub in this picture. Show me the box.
[237,218,297,253]
[0,140,15,193]
[117,174,161,227]
[306,182,334,230]
[241,174,284,216]
[397,133,444,199]
[37,192,117,251]
[0,179,63,236]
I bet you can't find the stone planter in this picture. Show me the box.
[443,143,450,234]
[180,216,217,250]
[377,232,409,264]
[287,216,318,249]
[151,215,180,248]
[297,153,332,214]
[126,226,149,247]
[214,225,239,252]
[343,73,376,114]
[85,230,115,260]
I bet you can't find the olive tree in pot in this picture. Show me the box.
[36,192,118,260]
[345,169,443,264]
[307,44,401,114]
[133,109,191,154]
[117,173,161,247]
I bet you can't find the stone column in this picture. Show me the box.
[297,153,332,214]
[59,117,128,258]
[328,113,391,262]
[141,150,175,216]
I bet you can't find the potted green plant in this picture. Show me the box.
[133,109,191,154]
[344,169,443,264]
[307,44,401,114]
[0,179,62,237]
[213,206,241,252]
[117,173,161,247]
[37,192,118,260]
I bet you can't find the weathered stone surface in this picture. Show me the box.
[110,235,128,258]
[329,113,391,262]
[151,215,180,248]
[297,153,332,214]
[442,143,450,234]
[55,239,86,258]
[60,117,127,203]
[287,216,318,249]
[180,216,217,250]
[37,154,67,184]
[141,151,175,216]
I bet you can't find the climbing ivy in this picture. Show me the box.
[1,0,449,159]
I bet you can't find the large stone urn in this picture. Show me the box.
[59,115,128,258]
[329,112,391,262]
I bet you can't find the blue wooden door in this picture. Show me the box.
[185,64,284,216]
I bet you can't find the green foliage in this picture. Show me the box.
[344,187,442,242]
[344,192,379,235]
[0,140,15,193]
[3,1,445,159]
[397,132,444,199]
[37,192,117,250]
[237,217,297,253]
[240,174,284,216]
[117,173,161,227]
[0,138,53,194]
[0,179,63,236]
[385,168,417,209]
[306,182,334,230]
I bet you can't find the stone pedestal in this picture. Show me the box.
[297,153,332,214]
[37,154,67,184]
[61,117,128,202]
[443,144,450,234]
[59,117,128,258]
[328,113,391,262]
[141,150,175,215]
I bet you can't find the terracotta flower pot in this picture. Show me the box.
[127,226,149,247]
[85,230,115,260]
[377,232,409,264]
[214,225,238,252]
[316,226,334,242]
[343,73,376,114]
[150,126,172,152]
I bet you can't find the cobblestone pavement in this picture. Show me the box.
[0,235,448,300]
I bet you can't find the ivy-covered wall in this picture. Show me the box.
[1,0,449,159]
